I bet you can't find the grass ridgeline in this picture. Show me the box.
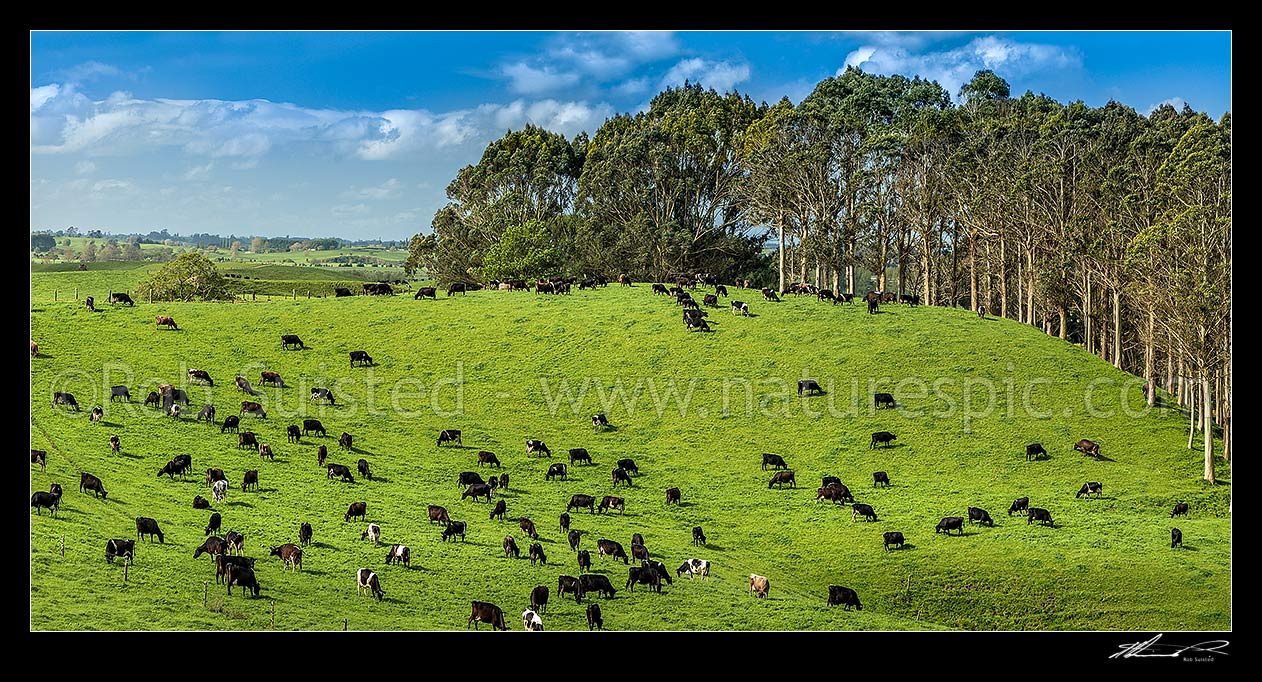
[29,273,1230,631]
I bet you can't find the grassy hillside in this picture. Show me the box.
[29,272,1231,631]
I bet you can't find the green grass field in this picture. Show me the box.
[29,271,1231,631]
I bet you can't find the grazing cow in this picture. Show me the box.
[239,402,267,419]
[874,392,897,409]
[281,334,304,350]
[31,485,62,516]
[349,351,373,368]
[1026,443,1048,460]
[818,289,838,304]
[235,376,255,394]
[145,391,161,408]
[626,566,662,593]
[447,283,467,297]
[546,463,568,481]
[196,404,215,424]
[110,435,121,453]
[238,431,259,450]
[825,482,855,503]
[317,445,328,468]
[258,443,274,461]
[529,542,547,566]
[477,451,501,468]
[577,549,592,574]
[519,517,539,540]
[611,468,633,487]
[797,380,821,396]
[677,558,710,579]
[763,289,780,302]
[1076,482,1104,499]
[344,501,368,522]
[489,499,507,520]
[558,575,585,603]
[665,487,681,505]
[618,274,632,287]
[466,601,508,631]
[1027,507,1055,527]
[569,448,592,465]
[441,521,467,542]
[692,526,707,546]
[1073,439,1101,459]
[1171,528,1183,549]
[286,425,301,444]
[579,573,617,599]
[749,574,770,598]
[598,496,625,514]
[642,559,674,585]
[220,415,240,433]
[503,536,520,559]
[194,536,228,559]
[559,512,571,532]
[212,479,229,503]
[52,392,80,411]
[840,292,855,303]
[357,458,372,480]
[215,555,256,585]
[109,385,131,402]
[362,523,382,546]
[328,464,355,482]
[592,414,609,430]
[967,507,994,527]
[731,301,750,316]
[31,449,47,471]
[238,469,258,493]
[866,291,879,314]
[1009,497,1030,516]
[437,429,462,447]
[651,283,670,296]
[567,529,582,552]
[414,287,437,300]
[870,432,897,448]
[155,315,179,330]
[631,532,644,548]
[978,305,986,319]
[225,564,261,597]
[225,530,245,554]
[31,340,39,357]
[168,404,182,420]
[525,439,552,458]
[110,292,134,306]
[459,472,486,487]
[1171,502,1190,518]
[303,419,327,436]
[586,603,603,630]
[567,494,597,514]
[205,467,227,487]
[684,316,711,333]
[339,432,354,450]
[77,472,107,499]
[463,484,493,502]
[272,543,304,571]
[703,293,718,307]
[309,388,335,405]
[936,516,965,535]
[768,470,796,489]
[827,585,863,610]
[105,538,134,564]
[205,512,222,536]
[187,369,213,386]
[299,522,313,546]
[135,517,164,543]
[597,539,629,564]
[631,543,650,562]
[84,295,95,312]
[89,406,104,423]
[852,503,878,522]
[357,568,384,602]
[428,505,451,526]
[193,495,210,509]
[530,586,549,614]
[816,486,850,505]
[260,371,284,387]
[883,531,906,550]
[762,453,788,470]
[615,458,639,475]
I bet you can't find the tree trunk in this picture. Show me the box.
[1176,356,1184,408]
[1058,308,1067,340]
[1165,350,1173,395]
[1202,376,1214,483]
[921,223,932,305]
[1083,271,1091,351]
[1015,244,1023,323]
[1187,378,1196,449]
[969,228,978,311]
[983,241,993,312]
[1112,288,1122,369]
[950,223,960,307]
[1099,292,1108,362]
[999,234,1007,319]
[1144,307,1156,407]
[777,213,785,294]
[1026,243,1036,327]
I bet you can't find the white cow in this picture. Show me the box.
[356,568,383,601]
[361,523,381,546]
[211,478,228,502]
[385,544,410,567]
[522,609,543,631]
[677,558,710,579]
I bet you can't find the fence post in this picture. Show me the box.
[271,600,276,630]
[292,289,296,300]
[54,290,57,301]
[124,557,130,582]
[344,618,348,631]
[61,534,65,557]
[204,581,209,607]
[75,287,78,300]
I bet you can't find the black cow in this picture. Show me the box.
[567,529,582,551]
[145,391,161,408]
[598,496,625,514]
[768,470,796,488]
[626,566,662,593]
[703,293,718,307]
[1073,439,1101,459]
[357,458,372,480]
[285,425,301,444]
[1171,528,1183,549]
[642,559,674,586]
[334,287,353,297]
[651,283,669,296]
[238,432,259,450]
[611,468,633,487]
[52,392,80,410]
[870,432,897,448]
[79,472,107,499]
[194,536,228,559]
[415,287,437,300]
[188,369,214,386]
[586,603,603,630]
[109,385,131,402]
[89,406,104,423]
[205,467,227,487]
[105,538,135,564]
[761,453,787,470]
[578,573,617,599]
[498,473,509,489]
[866,291,879,314]
[328,464,355,483]
[1026,443,1048,460]
[693,526,707,546]
[205,512,222,536]
[519,517,539,540]
[490,499,507,520]
[1008,497,1029,516]
[546,463,568,481]
[615,458,639,475]
[822,475,842,488]
[317,445,328,468]
[665,487,681,505]
[1076,482,1104,499]
[1027,507,1055,527]
[281,334,304,350]
[559,575,584,603]
[441,521,467,542]
[239,401,266,419]
[525,439,551,457]
[578,549,593,574]
[220,415,240,433]
[530,585,549,613]
[349,351,373,368]
[529,542,547,566]
[596,539,628,564]
[731,300,750,316]
[31,449,47,472]
[214,555,257,585]
[797,380,821,396]
[31,486,62,516]
[569,448,592,465]
[459,471,486,487]
[936,516,965,535]
[827,585,863,610]
[303,419,327,436]
[110,292,134,306]
[463,484,492,502]
[477,451,500,468]
[882,531,905,550]
[818,289,837,304]
[299,522,313,546]
[504,536,520,558]
[193,495,210,509]
[447,283,467,297]
[852,503,878,522]
[567,494,596,514]
[437,429,462,447]
[592,414,609,430]
[559,512,570,532]
[631,543,650,561]
[1171,502,1190,518]
[226,564,261,597]
[873,471,891,487]
[967,507,994,527]
[874,392,897,409]
[310,389,335,405]
[344,501,367,522]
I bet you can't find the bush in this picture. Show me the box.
[137,253,232,301]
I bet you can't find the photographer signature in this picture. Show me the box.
[1110,634,1230,659]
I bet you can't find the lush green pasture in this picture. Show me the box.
[29,274,1230,631]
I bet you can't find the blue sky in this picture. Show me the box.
[30,31,1232,241]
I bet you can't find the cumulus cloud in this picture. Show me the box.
[332,203,370,216]
[660,58,752,93]
[502,62,581,95]
[842,35,1080,101]
[57,61,124,83]
[1147,96,1187,114]
[74,160,96,175]
[349,178,403,200]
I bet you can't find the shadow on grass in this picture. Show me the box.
[698,543,725,552]
[310,541,336,550]
[117,451,144,460]
[225,500,254,508]
[1175,544,1199,552]
[99,421,124,428]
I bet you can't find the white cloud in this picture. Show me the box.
[74,160,96,175]
[502,62,581,95]
[1147,96,1187,114]
[615,31,681,61]
[332,203,370,216]
[30,84,60,112]
[661,58,752,93]
[612,77,650,97]
[183,162,214,181]
[393,208,423,222]
[58,61,124,83]
[349,178,402,200]
[841,35,1080,101]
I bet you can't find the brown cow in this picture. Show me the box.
[155,315,179,330]
[467,601,508,630]
[665,487,681,505]
[270,543,303,571]
[749,574,770,598]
